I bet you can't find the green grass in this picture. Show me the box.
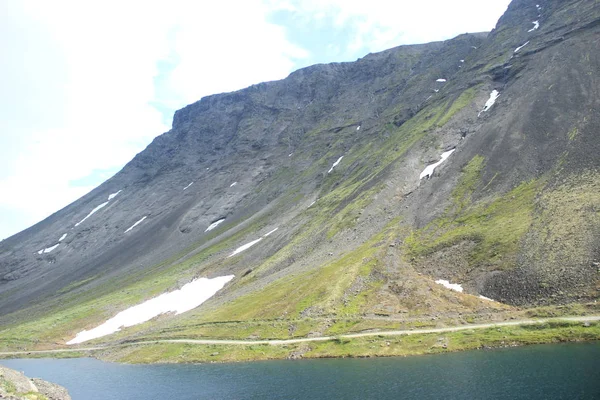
[1,378,17,394]
[451,155,485,212]
[435,86,480,127]
[198,229,393,322]
[97,320,600,364]
[405,177,541,270]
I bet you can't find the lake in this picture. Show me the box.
[2,342,600,399]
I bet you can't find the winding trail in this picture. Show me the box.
[1,315,598,357]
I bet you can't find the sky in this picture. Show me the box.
[0,0,512,240]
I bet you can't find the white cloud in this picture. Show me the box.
[164,1,308,106]
[268,0,511,56]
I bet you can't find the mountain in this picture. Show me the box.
[1,0,599,354]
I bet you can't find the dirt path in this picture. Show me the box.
[1,315,598,356]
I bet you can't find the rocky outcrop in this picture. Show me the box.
[0,365,71,400]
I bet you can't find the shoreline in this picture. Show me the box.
[1,316,599,364]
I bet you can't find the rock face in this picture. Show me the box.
[0,365,71,400]
[0,0,598,343]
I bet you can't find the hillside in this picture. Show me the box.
[1,0,599,358]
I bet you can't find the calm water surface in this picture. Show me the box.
[3,342,600,400]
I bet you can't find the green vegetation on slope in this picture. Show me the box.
[100,320,600,364]
[199,227,395,322]
[405,155,542,271]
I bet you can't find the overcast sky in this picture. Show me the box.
[0,0,512,240]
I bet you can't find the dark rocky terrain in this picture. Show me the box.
[0,0,598,349]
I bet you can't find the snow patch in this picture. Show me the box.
[435,279,463,293]
[108,190,122,201]
[228,238,263,257]
[264,228,278,237]
[124,216,147,233]
[309,201,316,207]
[59,233,67,242]
[436,79,447,82]
[328,156,344,173]
[528,20,539,32]
[356,126,361,131]
[460,59,465,63]
[478,90,500,116]
[40,243,60,254]
[205,219,225,232]
[230,182,237,187]
[479,295,495,301]
[75,201,109,227]
[514,41,530,53]
[66,275,235,344]
[289,153,293,157]
[419,149,456,180]
[183,182,194,191]
[227,226,279,257]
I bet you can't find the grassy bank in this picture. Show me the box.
[88,319,600,364]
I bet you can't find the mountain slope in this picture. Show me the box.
[1,0,599,351]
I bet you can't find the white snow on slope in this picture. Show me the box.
[183,182,194,190]
[230,182,237,187]
[124,216,147,233]
[435,279,463,293]
[59,233,67,242]
[460,59,465,63]
[66,275,235,344]
[479,295,495,301]
[478,90,500,116]
[528,20,540,32]
[328,156,344,173]
[75,201,109,227]
[436,79,447,82]
[108,190,122,201]
[264,227,278,237]
[228,238,263,257]
[228,227,279,257]
[205,218,225,232]
[419,149,456,180]
[39,243,60,254]
[514,41,530,53]
[357,126,361,131]
[309,200,316,207]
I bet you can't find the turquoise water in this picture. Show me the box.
[2,342,600,399]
